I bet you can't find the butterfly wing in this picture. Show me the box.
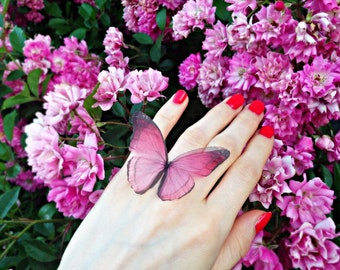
[127,111,168,194]
[158,147,230,200]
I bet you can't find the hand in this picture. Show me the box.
[58,91,274,270]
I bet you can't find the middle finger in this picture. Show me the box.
[168,94,245,160]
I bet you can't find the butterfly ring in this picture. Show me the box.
[127,112,230,201]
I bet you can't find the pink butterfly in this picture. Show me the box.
[127,112,230,201]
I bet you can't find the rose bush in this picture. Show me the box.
[0,0,339,269]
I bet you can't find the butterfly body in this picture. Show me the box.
[127,111,230,201]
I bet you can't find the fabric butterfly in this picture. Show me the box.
[127,111,230,200]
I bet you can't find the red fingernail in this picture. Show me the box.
[226,93,245,110]
[255,212,272,233]
[259,126,275,138]
[173,90,187,104]
[249,100,265,115]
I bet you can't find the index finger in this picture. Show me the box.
[153,90,189,138]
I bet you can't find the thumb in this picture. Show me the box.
[212,210,272,270]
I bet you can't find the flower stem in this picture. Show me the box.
[0,218,69,260]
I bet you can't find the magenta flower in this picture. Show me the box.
[316,135,335,151]
[122,0,161,40]
[69,107,101,143]
[23,34,51,61]
[277,177,335,228]
[328,131,340,162]
[103,27,125,52]
[61,133,105,193]
[263,104,303,144]
[225,0,257,14]
[235,231,283,270]
[178,53,201,90]
[93,67,126,111]
[103,27,129,68]
[250,153,293,208]
[8,170,44,192]
[253,52,293,96]
[300,56,338,99]
[285,218,340,269]
[202,21,228,58]
[198,56,228,108]
[251,4,296,49]
[47,180,93,219]
[25,113,63,185]
[225,51,256,93]
[126,68,168,104]
[50,37,100,90]
[43,83,87,125]
[227,12,254,51]
[25,10,44,23]
[172,0,215,40]
[158,0,184,10]
[303,0,340,13]
[17,0,44,10]
[285,136,315,175]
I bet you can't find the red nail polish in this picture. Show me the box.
[226,93,245,110]
[173,90,187,104]
[249,100,265,115]
[259,126,275,138]
[255,212,272,233]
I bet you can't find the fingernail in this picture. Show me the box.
[249,100,265,115]
[255,212,272,233]
[173,90,187,104]
[259,126,275,138]
[226,93,244,110]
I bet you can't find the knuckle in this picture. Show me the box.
[235,158,262,183]
[211,133,242,157]
[181,125,208,148]
[155,110,176,127]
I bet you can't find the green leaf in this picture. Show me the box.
[334,163,340,196]
[7,163,21,178]
[41,73,53,96]
[2,84,38,109]
[130,103,143,115]
[0,256,22,269]
[83,84,102,120]
[150,35,163,63]
[48,18,72,35]
[111,102,126,118]
[37,203,58,239]
[321,164,333,188]
[0,162,6,171]
[0,187,20,219]
[96,0,107,8]
[100,13,111,27]
[79,3,95,20]
[70,28,87,40]
[0,85,13,98]
[133,33,154,45]
[6,70,25,81]
[0,14,4,29]
[22,239,57,262]
[0,141,14,161]
[158,59,174,72]
[156,8,167,31]
[38,203,57,220]
[3,110,17,141]
[9,26,26,53]
[213,0,232,22]
[2,94,37,110]
[27,69,42,97]
[45,2,63,17]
